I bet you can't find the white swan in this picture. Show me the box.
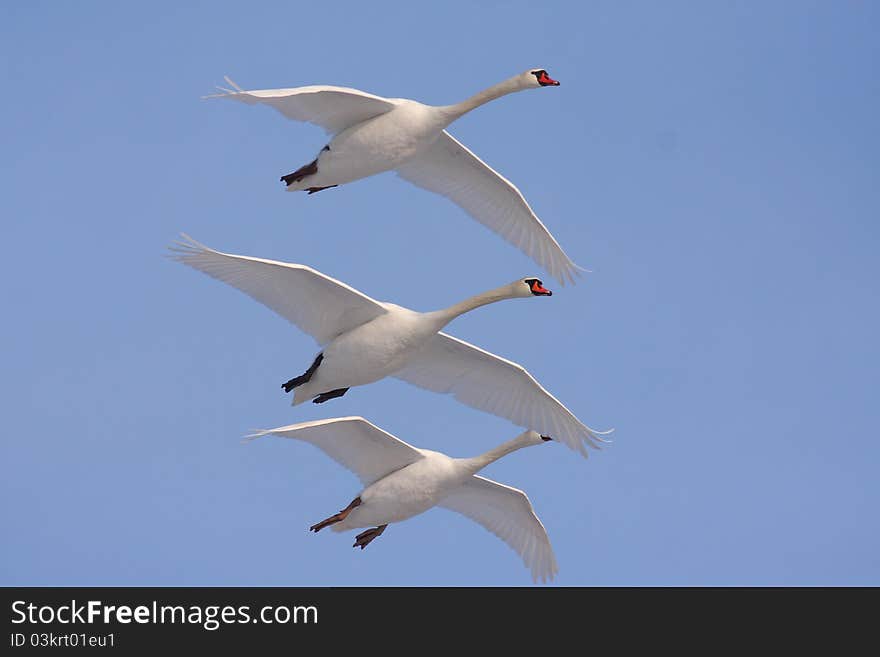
[247,416,559,583]
[208,68,582,285]
[170,235,611,455]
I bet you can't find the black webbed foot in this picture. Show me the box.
[282,353,323,393]
[312,387,349,404]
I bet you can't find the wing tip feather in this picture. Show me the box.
[242,429,272,444]
[203,76,250,101]
[166,233,215,262]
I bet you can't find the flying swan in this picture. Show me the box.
[247,416,559,583]
[170,235,611,456]
[207,68,582,285]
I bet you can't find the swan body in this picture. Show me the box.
[352,451,458,525]
[304,100,447,187]
[247,416,559,582]
[291,302,441,405]
[170,235,610,455]
[208,69,582,284]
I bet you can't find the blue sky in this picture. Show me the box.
[2,1,878,585]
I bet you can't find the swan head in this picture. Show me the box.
[517,277,553,297]
[520,430,555,446]
[523,68,560,88]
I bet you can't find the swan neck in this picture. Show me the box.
[434,283,516,326]
[439,75,524,122]
[463,435,532,474]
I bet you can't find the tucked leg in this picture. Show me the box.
[353,524,387,550]
[281,158,318,186]
[312,387,349,404]
[310,497,361,533]
[282,353,323,393]
[305,185,338,195]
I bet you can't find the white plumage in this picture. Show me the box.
[169,235,611,455]
[208,68,582,284]
[249,416,559,583]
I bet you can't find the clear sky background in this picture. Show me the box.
[2,1,878,586]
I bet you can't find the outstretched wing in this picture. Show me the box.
[396,131,583,285]
[169,234,387,346]
[439,475,558,583]
[247,417,424,486]
[207,78,397,134]
[394,332,611,456]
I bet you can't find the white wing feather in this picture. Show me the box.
[207,79,396,134]
[397,131,583,285]
[169,235,387,346]
[439,475,558,583]
[394,332,611,456]
[246,417,424,487]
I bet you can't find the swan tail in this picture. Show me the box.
[291,387,312,406]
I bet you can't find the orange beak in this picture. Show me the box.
[537,72,560,86]
[531,281,553,296]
